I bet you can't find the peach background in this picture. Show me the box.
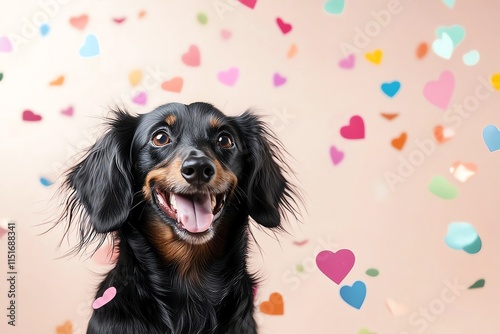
[1,0,499,333]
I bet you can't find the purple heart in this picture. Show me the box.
[132,92,147,106]
[329,146,344,165]
[0,36,13,53]
[273,72,287,87]
[338,54,355,69]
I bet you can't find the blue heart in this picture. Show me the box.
[40,24,50,37]
[79,34,100,58]
[40,177,53,187]
[483,125,500,152]
[381,81,401,98]
[340,281,366,309]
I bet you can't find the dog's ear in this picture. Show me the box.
[233,111,298,228]
[64,109,137,234]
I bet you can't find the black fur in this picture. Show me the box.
[57,102,299,334]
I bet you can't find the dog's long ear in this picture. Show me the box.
[62,109,137,237]
[233,111,298,228]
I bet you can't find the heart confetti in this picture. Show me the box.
[340,115,365,139]
[260,292,284,315]
[432,32,454,59]
[416,42,428,59]
[40,24,50,37]
[197,12,208,25]
[365,49,383,64]
[79,34,100,58]
[132,91,147,105]
[40,177,53,187]
[490,74,500,90]
[391,132,407,150]
[316,249,355,285]
[49,75,65,86]
[468,279,485,289]
[22,110,42,122]
[61,106,74,117]
[220,29,232,40]
[365,268,379,277]
[329,146,344,165]
[287,44,298,59]
[423,70,455,110]
[450,161,477,182]
[381,81,401,98]
[55,320,73,334]
[428,176,457,199]
[128,69,142,86]
[92,287,117,309]
[0,36,13,53]
[273,73,287,87]
[482,125,500,152]
[69,15,88,30]
[434,125,455,143]
[463,50,480,66]
[380,113,398,121]
[340,281,366,309]
[324,0,345,14]
[239,0,257,9]
[113,17,126,24]
[445,222,481,254]
[338,54,355,69]
[161,77,184,93]
[276,17,292,34]
[435,25,465,47]
[182,45,200,67]
[217,67,239,86]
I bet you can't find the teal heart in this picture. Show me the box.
[324,0,345,14]
[340,281,366,309]
[463,236,482,254]
[435,25,465,47]
[442,0,455,8]
[463,49,480,66]
[79,34,100,58]
[483,125,500,152]
[381,81,401,98]
[468,279,485,289]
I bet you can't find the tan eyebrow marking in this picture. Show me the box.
[165,114,176,126]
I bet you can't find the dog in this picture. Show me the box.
[57,102,299,333]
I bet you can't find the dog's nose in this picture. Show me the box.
[181,151,216,185]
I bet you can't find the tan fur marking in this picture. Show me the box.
[165,114,176,126]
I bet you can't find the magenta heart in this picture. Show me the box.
[217,67,239,86]
[423,70,455,110]
[273,72,287,87]
[316,249,355,285]
[22,110,42,122]
[340,115,365,139]
[61,106,74,116]
[276,17,292,34]
[339,54,355,69]
[92,287,117,309]
[329,146,344,165]
[0,36,12,53]
[132,91,147,105]
[239,0,257,9]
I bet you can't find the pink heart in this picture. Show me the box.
[423,70,455,110]
[316,249,355,285]
[92,287,117,309]
[61,106,74,117]
[340,115,365,139]
[276,17,292,34]
[273,72,287,87]
[0,226,7,239]
[182,45,200,67]
[239,0,257,9]
[132,91,147,105]
[217,67,239,86]
[220,29,232,40]
[339,54,355,69]
[22,110,42,122]
[329,146,344,165]
[0,36,13,53]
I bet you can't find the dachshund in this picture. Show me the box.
[56,102,299,334]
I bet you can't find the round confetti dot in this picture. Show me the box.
[365,268,379,277]
[197,12,208,25]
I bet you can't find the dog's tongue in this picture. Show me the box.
[175,193,213,233]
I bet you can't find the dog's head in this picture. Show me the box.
[61,102,297,248]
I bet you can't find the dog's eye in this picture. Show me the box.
[217,134,234,149]
[152,131,170,147]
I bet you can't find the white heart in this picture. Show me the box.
[432,32,454,60]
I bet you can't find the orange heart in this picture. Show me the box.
[49,75,65,86]
[380,112,399,121]
[287,44,297,59]
[365,49,383,64]
[56,320,73,334]
[416,42,428,59]
[161,77,183,93]
[259,292,284,315]
[138,10,147,18]
[69,15,88,30]
[391,132,407,150]
[434,125,454,143]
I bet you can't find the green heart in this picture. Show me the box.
[0,72,3,81]
[436,25,465,47]
[365,268,379,277]
[324,0,345,14]
[197,12,208,25]
[468,279,485,289]
[429,176,458,199]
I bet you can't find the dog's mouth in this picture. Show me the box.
[154,189,226,234]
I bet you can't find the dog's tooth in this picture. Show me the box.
[171,194,177,210]
[211,194,216,210]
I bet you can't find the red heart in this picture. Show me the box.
[276,17,292,34]
[22,110,42,122]
[340,115,365,139]
[181,45,200,67]
[239,0,257,9]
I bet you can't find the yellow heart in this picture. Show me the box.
[365,49,383,65]
[491,73,500,90]
[128,69,142,86]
